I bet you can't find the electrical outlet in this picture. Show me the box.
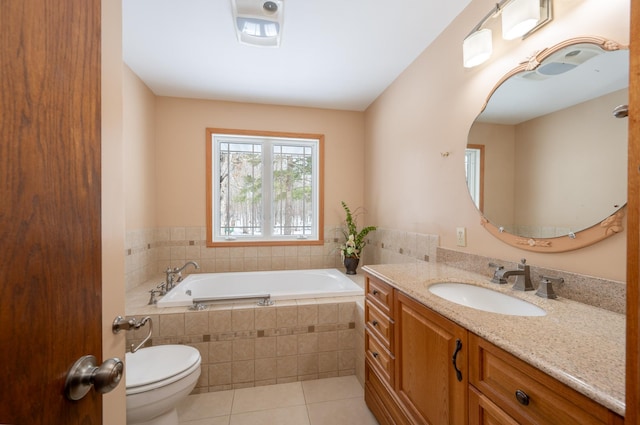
[456,227,467,247]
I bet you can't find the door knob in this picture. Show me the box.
[64,355,124,401]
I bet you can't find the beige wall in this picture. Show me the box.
[515,89,627,229]
[124,66,158,230]
[152,98,365,228]
[364,0,630,281]
[102,0,126,423]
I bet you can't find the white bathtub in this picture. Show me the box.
[156,268,363,308]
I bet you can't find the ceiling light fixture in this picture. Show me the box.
[231,0,284,47]
[462,0,552,68]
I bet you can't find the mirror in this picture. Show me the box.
[467,37,628,252]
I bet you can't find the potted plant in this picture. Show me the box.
[339,201,377,274]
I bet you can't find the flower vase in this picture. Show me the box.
[343,256,359,275]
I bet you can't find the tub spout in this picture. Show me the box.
[173,261,200,274]
[166,261,200,291]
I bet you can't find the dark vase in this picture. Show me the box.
[343,256,360,275]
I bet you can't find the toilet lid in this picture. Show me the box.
[125,345,201,389]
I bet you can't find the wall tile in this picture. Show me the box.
[209,310,232,333]
[276,356,298,378]
[232,309,255,331]
[255,336,276,359]
[276,335,298,356]
[254,358,277,381]
[233,339,255,361]
[318,304,338,324]
[232,360,254,383]
[209,340,232,363]
[209,362,232,386]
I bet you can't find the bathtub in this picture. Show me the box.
[156,268,363,308]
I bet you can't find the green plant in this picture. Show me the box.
[340,201,377,259]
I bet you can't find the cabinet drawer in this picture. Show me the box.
[366,330,394,386]
[469,334,613,425]
[366,275,393,316]
[469,385,519,425]
[365,300,394,349]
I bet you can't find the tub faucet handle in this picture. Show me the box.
[148,289,160,305]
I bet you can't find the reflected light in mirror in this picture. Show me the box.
[463,28,493,68]
[502,0,540,40]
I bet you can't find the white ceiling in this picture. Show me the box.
[122,0,471,111]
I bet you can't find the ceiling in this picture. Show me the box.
[122,0,471,111]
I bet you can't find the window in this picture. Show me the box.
[465,144,484,211]
[206,128,324,246]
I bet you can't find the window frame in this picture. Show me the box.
[206,128,324,247]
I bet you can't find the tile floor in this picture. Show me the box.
[177,375,379,425]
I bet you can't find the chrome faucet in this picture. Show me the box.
[165,261,200,291]
[495,258,533,291]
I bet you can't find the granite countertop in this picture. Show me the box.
[362,263,625,416]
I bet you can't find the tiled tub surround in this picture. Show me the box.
[366,228,440,265]
[363,262,626,416]
[125,280,366,394]
[436,247,626,314]
[125,226,361,291]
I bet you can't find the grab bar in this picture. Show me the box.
[191,293,274,307]
[112,315,153,353]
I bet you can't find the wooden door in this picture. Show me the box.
[395,292,468,425]
[0,0,103,423]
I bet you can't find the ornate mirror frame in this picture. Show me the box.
[476,36,628,253]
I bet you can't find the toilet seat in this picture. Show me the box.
[126,345,201,395]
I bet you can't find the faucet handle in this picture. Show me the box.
[536,275,564,299]
[488,263,506,284]
[518,258,528,270]
[156,281,167,295]
[148,289,160,305]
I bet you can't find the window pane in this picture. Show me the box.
[465,148,481,209]
[272,144,313,236]
[219,142,263,237]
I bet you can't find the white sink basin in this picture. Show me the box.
[428,283,546,316]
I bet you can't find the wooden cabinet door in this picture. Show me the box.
[395,292,468,425]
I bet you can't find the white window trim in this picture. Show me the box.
[206,128,324,247]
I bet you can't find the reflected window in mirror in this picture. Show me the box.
[465,145,484,212]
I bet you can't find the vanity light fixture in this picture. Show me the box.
[231,0,284,47]
[463,0,552,68]
[502,0,541,40]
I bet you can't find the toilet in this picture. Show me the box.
[126,345,201,425]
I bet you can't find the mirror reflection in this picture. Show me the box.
[467,42,628,239]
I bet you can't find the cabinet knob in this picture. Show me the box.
[515,389,530,406]
[372,320,379,326]
[372,352,379,358]
[372,289,379,296]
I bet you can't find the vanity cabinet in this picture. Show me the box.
[364,275,467,425]
[364,272,624,425]
[468,334,624,425]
